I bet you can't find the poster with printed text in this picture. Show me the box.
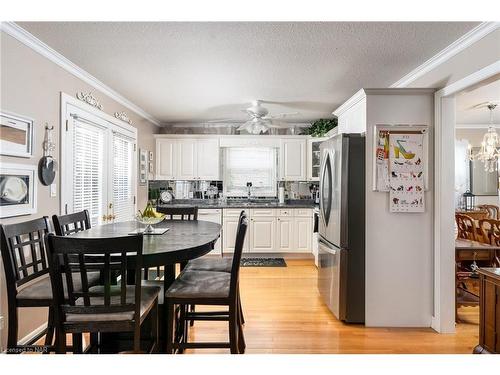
[389,133,424,213]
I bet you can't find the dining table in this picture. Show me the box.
[71,219,222,353]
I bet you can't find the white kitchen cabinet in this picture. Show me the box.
[294,216,312,252]
[277,216,294,252]
[223,214,249,253]
[198,209,222,254]
[307,137,327,181]
[279,139,306,181]
[176,139,197,180]
[156,139,176,180]
[250,216,276,252]
[196,138,220,180]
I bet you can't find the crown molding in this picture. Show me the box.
[0,21,161,127]
[391,22,500,88]
[332,89,366,117]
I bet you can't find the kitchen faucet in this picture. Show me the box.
[246,182,252,200]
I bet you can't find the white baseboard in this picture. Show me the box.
[18,323,47,345]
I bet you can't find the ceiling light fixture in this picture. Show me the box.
[468,103,499,172]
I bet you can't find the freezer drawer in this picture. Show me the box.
[317,239,343,320]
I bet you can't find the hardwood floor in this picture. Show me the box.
[185,259,479,354]
[36,259,479,354]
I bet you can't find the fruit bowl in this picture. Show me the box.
[135,214,165,233]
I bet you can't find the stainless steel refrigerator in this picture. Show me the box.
[318,133,365,323]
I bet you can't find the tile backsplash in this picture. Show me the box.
[148,180,318,201]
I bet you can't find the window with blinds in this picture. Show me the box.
[72,120,105,226]
[112,133,134,222]
[63,101,137,227]
[223,147,277,197]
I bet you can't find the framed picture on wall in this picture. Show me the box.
[139,149,148,186]
[0,111,34,158]
[0,163,37,218]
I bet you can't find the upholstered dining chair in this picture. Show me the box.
[165,211,248,354]
[46,233,160,353]
[0,217,100,353]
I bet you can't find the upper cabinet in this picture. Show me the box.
[307,137,328,181]
[279,138,306,181]
[196,138,220,180]
[156,138,176,180]
[155,137,220,180]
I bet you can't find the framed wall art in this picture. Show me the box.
[139,149,148,186]
[0,163,37,218]
[0,111,34,158]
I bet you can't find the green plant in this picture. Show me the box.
[304,118,338,137]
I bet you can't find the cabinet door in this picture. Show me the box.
[176,140,197,180]
[223,215,249,254]
[199,209,222,254]
[250,216,276,252]
[307,138,326,181]
[156,139,176,180]
[197,138,220,180]
[294,217,312,252]
[280,139,306,180]
[277,217,294,252]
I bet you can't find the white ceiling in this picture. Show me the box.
[18,22,479,125]
[456,76,500,126]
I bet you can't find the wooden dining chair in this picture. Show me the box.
[52,210,91,236]
[477,204,500,220]
[0,217,100,353]
[478,218,500,266]
[45,233,160,353]
[156,206,198,221]
[456,213,479,241]
[165,211,248,354]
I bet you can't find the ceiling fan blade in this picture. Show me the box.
[206,118,240,123]
[265,112,300,119]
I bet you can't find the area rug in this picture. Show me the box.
[240,257,287,267]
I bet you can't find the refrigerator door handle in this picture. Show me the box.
[319,240,338,255]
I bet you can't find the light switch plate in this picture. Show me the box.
[50,183,57,197]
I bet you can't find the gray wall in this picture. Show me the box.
[0,32,158,348]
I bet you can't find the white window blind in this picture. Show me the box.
[72,119,105,226]
[224,147,277,197]
[112,132,134,222]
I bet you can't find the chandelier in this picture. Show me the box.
[468,104,499,172]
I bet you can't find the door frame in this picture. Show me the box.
[60,92,138,218]
[433,61,500,333]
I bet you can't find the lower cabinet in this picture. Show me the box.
[250,216,276,252]
[294,217,312,252]
[222,208,312,254]
[199,209,222,254]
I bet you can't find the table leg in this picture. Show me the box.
[160,264,176,353]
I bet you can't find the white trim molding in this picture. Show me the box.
[391,22,500,88]
[0,22,161,127]
[433,60,500,334]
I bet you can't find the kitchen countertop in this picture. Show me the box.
[157,199,317,209]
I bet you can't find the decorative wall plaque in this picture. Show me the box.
[76,91,103,110]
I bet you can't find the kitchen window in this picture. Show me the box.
[223,147,277,197]
[61,95,137,225]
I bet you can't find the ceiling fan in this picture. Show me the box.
[208,100,300,134]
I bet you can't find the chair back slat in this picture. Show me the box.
[0,217,51,289]
[52,210,91,236]
[156,206,198,221]
[46,234,143,323]
[230,211,248,295]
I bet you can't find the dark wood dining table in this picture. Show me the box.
[71,219,222,352]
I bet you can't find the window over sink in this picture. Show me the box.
[223,147,277,198]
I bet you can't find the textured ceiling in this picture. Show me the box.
[18,22,479,125]
[456,77,500,125]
